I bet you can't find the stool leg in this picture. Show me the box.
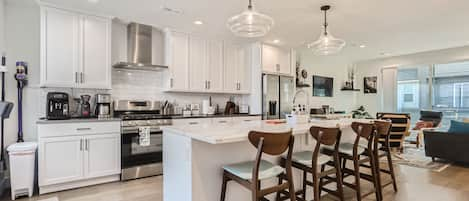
[302,170,307,200]
[220,173,229,201]
[319,164,325,196]
[386,150,398,192]
[313,169,320,201]
[369,151,381,201]
[276,175,283,201]
[352,156,362,201]
[334,154,345,201]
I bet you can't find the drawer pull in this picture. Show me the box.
[218,120,228,123]
[76,128,91,131]
[189,122,199,125]
[243,120,252,122]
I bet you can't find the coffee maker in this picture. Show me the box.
[95,94,111,119]
[46,92,70,120]
[79,95,92,118]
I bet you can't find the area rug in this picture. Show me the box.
[383,145,451,172]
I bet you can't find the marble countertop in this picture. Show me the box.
[162,118,372,144]
[36,118,122,124]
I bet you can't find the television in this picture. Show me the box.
[312,75,333,97]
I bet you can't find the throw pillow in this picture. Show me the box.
[412,121,433,130]
[448,120,469,134]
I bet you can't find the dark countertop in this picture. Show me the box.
[162,113,261,119]
[37,114,261,124]
[36,117,122,124]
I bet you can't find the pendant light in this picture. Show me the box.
[227,0,274,38]
[308,5,346,56]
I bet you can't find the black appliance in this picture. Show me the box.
[46,92,70,120]
[79,95,91,118]
[114,100,171,180]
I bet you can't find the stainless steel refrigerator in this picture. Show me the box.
[262,74,294,120]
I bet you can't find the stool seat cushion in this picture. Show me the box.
[223,160,283,181]
[323,143,366,156]
[291,151,331,167]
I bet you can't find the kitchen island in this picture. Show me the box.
[162,119,368,201]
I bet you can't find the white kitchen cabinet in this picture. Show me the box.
[261,44,291,75]
[80,15,111,89]
[207,41,224,92]
[166,31,189,91]
[37,121,121,194]
[224,42,250,94]
[40,6,111,89]
[189,36,207,91]
[39,136,84,186]
[84,134,120,178]
[40,7,79,88]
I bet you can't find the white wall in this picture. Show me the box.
[355,45,469,115]
[0,0,4,52]
[296,48,357,112]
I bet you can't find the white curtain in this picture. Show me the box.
[381,67,398,112]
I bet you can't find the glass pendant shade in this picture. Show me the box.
[227,2,274,38]
[308,5,346,56]
[308,28,346,56]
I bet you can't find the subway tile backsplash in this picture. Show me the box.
[111,69,246,107]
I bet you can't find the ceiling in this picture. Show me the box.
[34,0,469,62]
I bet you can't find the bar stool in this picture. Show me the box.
[220,130,296,201]
[329,122,381,201]
[359,120,398,198]
[277,126,344,201]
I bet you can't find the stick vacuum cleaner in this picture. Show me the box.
[14,61,27,143]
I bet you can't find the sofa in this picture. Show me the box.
[423,129,469,163]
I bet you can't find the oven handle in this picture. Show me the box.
[121,129,163,135]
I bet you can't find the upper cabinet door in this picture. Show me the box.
[277,48,291,75]
[261,44,292,76]
[262,44,278,73]
[168,31,189,90]
[237,46,250,93]
[80,15,111,89]
[223,42,239,92]
[189,36,207,91]
[207,41,224,92]
[40,7,79,88]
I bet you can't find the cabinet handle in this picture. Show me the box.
[218,120,228,123]
[75,72,79,83]
[170,78,173,88]
[205,81,208,89]
[85,139,89,151]
[77,128,91,131]
[80,139,83,151]
[189,122,199,125]
[276,64,280,72]
[80,72,84,83]
[208,81,211,89]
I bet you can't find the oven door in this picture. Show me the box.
[121,127,163,169]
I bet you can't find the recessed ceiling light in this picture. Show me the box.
[273,39,280,44]
[88,0,99,3]
[359,45,366,48]
[193,21,204,25]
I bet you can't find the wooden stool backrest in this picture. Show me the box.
[351,122,375,140]
[248,130,293,156]
[310,126,341,146]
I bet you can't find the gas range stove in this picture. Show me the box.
[113,100,171,180]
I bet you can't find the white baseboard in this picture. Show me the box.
[39,175,120,194]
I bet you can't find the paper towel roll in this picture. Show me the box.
[202,100,210,115]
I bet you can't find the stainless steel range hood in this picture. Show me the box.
[113,23,168,71]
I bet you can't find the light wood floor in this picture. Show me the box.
[5,163,469,201]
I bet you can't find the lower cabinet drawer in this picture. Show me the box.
[38,121,121,138]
